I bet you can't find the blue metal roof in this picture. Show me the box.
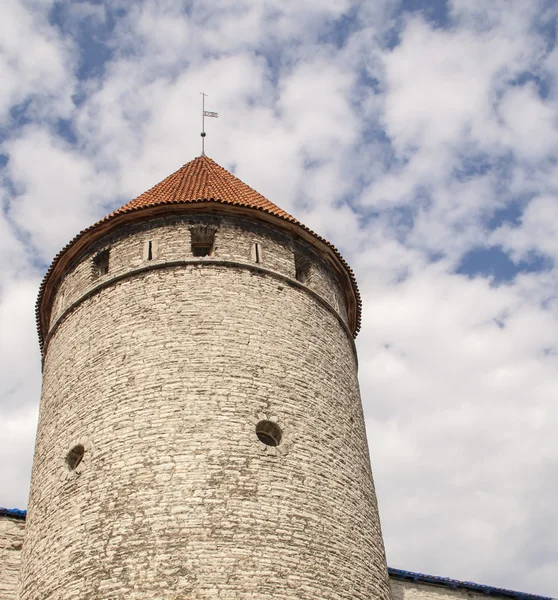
[0,507,27,519]
[388,567,555,600]
[0,509,553,599]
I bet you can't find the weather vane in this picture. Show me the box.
[200,92,219,156]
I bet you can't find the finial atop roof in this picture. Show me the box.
[200,92,218,156]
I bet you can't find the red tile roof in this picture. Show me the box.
[36,155,361,352]
[117,155,295,221]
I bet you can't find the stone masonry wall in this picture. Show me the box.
[21,214,389,600]
[48,213,349,333]
[0,515,25,599]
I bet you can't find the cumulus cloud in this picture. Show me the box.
[492,196,558,263]
[0,0,75,124]
[5,126,119,260]
[1,0,558,596]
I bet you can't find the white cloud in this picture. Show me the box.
[0,278,42,410]
[498,84,558,162]
[360,264,558,593]
[4,126,117,260]
[0,0,75,124]
[491,195,558,263]
[0,403,37,508]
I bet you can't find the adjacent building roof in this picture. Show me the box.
[388,568,555,600]
[36,155,361,353]
[0,507,26,520]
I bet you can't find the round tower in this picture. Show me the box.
[20,156,392,600]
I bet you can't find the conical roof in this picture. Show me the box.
[116,155,296,222]
[36,155,361,352]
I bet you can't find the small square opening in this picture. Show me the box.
[66,444,85,471]
[190,226,216,257]
[92,249,110,278]
[192,242,213,257]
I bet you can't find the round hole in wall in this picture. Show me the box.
[66,444,85,471]
[256,421,282,447]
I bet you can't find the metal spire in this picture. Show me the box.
[200,92,218,156]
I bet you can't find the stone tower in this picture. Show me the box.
[20,156,392,600]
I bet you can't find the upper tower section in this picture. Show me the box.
[36,155,361,353]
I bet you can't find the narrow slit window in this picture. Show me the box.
[251,242,262,263]
[92,249,110,278]
[190,226,216,257]
[294,253,310,283]
[143,239,158,261]
[332,294,340,311]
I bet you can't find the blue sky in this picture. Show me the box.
[1,0,558,596]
